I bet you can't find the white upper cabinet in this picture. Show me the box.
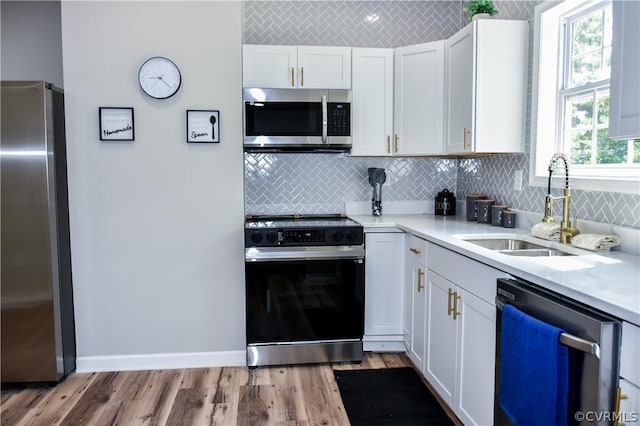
[394,41,445,155]
[297,46,352,89]
[242,45,351,89]
[351,48,394,156]
[445,20,528,154]
[351,42,445,156]
[609,0,640,139]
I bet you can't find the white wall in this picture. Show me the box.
[60,1,245,371]
[1,1,64,88]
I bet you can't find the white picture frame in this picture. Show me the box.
[99,107,134,141]
[187,110,220,143]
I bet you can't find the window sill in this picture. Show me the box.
[529,174,640,194]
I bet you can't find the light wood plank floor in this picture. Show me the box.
[1,352,460,425]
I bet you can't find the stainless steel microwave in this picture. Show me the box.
[243,88,352,152]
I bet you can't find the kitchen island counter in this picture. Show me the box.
[352,214,640,326]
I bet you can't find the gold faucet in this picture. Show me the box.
[542,153,580,244]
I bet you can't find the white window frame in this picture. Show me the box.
[530,0,640,194]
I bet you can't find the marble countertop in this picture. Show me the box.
[351,214,640,326]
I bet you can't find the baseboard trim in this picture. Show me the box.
[363,341,406,352]
[76,350,246,373]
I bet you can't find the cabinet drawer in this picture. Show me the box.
[428,242,506,305]
[621,322,640,386]
[406,234,428,265]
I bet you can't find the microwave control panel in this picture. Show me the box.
[328,103,351,136]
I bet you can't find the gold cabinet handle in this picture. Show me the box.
[387,135,391,153]
[394,134,399,153]
[453,291,461,320]
[301,67,304,87]
[614,387,629,426]
[409,247,421,254]
[417,269,424,292]
[463,127,471,150]
[447,288,454,316]
[291,67,295,87]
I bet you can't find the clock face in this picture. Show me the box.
[138,57,181,99]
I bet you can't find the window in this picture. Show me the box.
[531,0,639,193]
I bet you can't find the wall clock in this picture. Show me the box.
[138,56,182,99]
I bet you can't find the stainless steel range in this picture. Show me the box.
[244,214,365,367]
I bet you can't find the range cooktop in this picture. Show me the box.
[244,214,363,247]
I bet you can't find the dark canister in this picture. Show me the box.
[503,210,517,228]
[435,189,456,216]
[477,199,495,224]
[491,205,508,226]
[465,193,486,221]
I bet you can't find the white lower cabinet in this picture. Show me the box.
[363,231,405,351]
[424,270,457,401]
[620,321,640,424]
[425,269,496,426]
[619,379,640,425]
[424,242,506,426]
[404,235,428,369]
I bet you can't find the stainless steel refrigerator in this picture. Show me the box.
[1,81,76,384]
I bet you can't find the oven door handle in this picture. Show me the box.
[496,297,601,358]
[246,246,365,262]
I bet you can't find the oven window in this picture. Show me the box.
[245,102,322,136]
[245,258,364,343]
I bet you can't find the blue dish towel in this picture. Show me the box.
[498,304,569,426]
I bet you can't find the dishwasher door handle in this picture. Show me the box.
[496,297,601,359]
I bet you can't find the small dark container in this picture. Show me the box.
[503,210,517,228]
[435,189,456,216]
[465,193,486,221]
[491,205,508,226]
[477,199,495,224]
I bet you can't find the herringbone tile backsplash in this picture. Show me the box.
[243,1,639,228]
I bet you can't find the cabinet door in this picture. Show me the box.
[364,232,404,336]
[406,257,427,370]
[474,20,528,153]
[455,288,496,426]
[394,41,445,155]
[351,48,394,156]
[403,251,414,351]
[609,0,640,139]
[297,46,352,89]
[242,45,297,88]
[424,270,457,406]
[619,379,640,425]
[445,24,474,154]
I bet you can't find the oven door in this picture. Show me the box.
[245,247,365,345]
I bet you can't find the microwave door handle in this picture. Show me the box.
[321,95,328,143]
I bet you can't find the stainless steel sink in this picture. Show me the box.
[461,237,576,257]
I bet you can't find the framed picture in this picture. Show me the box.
[187,110,220,143]
[99,107,134,141]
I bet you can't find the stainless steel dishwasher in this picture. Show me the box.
[495,278,622,426]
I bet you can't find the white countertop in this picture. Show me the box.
[351,214,640,326]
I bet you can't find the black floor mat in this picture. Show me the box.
[334,367,454,425]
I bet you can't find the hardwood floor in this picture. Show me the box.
[1,352,459,425]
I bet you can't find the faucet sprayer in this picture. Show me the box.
[542,153,580,243]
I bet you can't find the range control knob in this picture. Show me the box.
[266,231,278,244]
[332,231,344,242]
[251,232,264,244]
[346,230,357,242]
